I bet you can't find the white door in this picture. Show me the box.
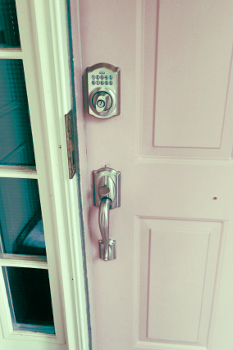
[0,1,89,349]
[77,0,233,349]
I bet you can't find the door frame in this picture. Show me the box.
[2,0,91,349]
[67,0,97,349]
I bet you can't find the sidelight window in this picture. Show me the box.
[0,0,62,337]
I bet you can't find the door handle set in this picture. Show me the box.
[88,64,121,261]
[93,167,121,261]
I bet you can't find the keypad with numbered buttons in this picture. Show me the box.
[86,63,120,118]
[92,74,113,81]
[92,80,112,85]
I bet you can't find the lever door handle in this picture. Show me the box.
[99,197,112,261]
[93,167,121,261]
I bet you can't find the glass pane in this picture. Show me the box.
[0,0,20,47]
[3,267,55,334]
[0,178,46,256]
[0,59,35,166]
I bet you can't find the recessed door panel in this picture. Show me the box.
[140,0,233,159]
[135,218,221,347]
[154,0,233,150]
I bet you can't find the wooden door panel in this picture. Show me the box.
[135,218,221,348]
[140,0,233,159]
[79,1,233,349]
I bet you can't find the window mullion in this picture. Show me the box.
[0,166,37,179]
[0,255,47,269]
[0,48,22,59]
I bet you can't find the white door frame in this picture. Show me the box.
[0,0,91,349]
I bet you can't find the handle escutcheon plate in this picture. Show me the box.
[93,167,121,209]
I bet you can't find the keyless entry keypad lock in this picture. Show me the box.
[86,63,120,119]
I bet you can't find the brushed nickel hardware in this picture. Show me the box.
[86,63,120,119]
[93,167,121,261]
